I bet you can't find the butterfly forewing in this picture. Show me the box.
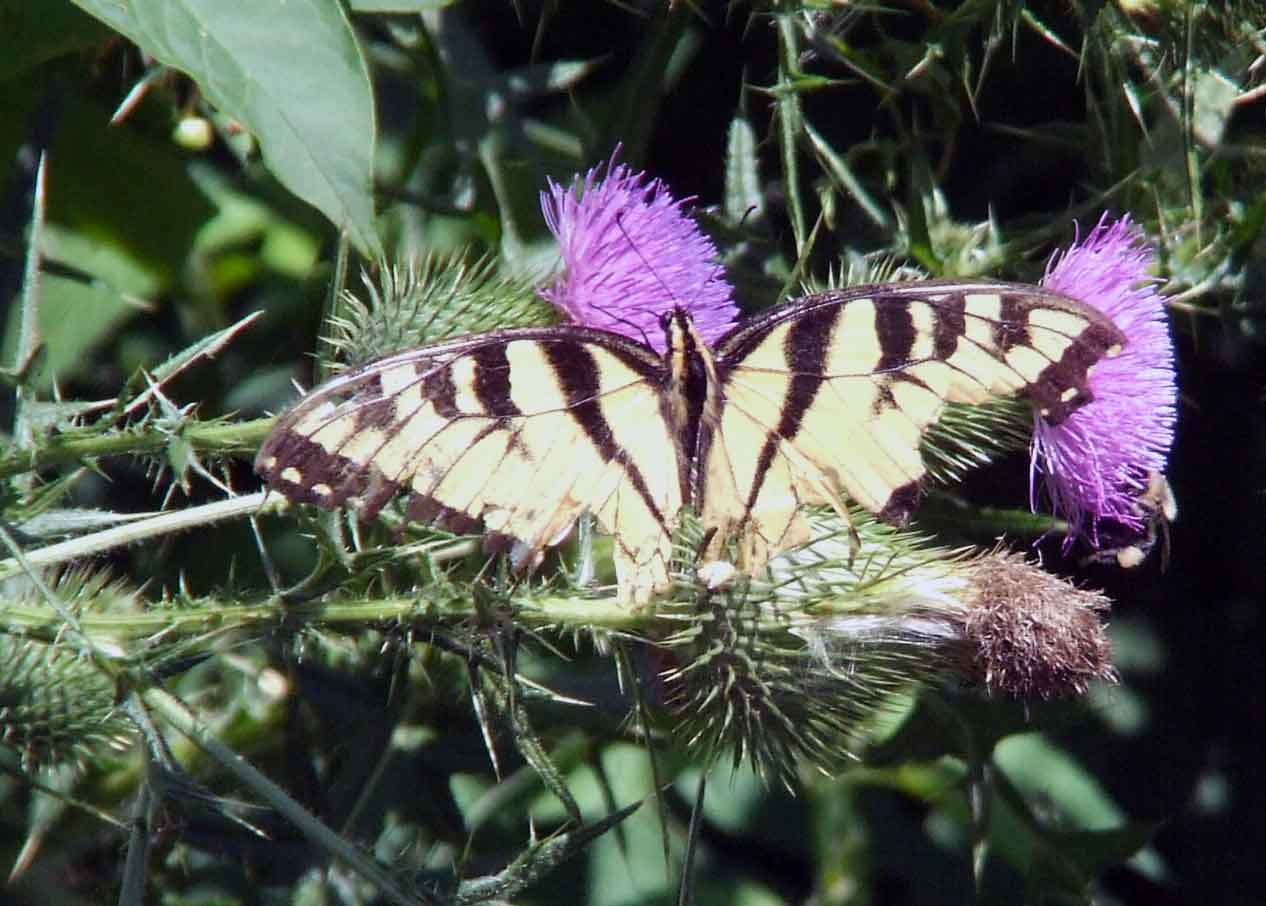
[256,327,684,603]
[699,281,1125,568]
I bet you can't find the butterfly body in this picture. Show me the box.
[257,281,1124,604]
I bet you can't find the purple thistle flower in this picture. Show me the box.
[1031,214,1178,548]
[540,153,738,353]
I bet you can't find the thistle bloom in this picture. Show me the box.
[1031,215,1177,548]
[540,155,738,352]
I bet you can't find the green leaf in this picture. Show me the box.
[2,272,140,389]
[803,119,892,233]
[120,310,263,412]
[70,0,382,257]
[994,734,1127,832]
[724,114,763,225]
[1044,824,1163,880]
[987,754,1161,894]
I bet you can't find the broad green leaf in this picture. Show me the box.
[994,733,1125,831]
[69,0,382,257]
[988,756,1162,894]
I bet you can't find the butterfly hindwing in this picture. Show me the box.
[256,328,684,603]
[699,281,1125,569]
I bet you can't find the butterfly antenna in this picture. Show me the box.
[616,209,730,320]
[615,212,680,309]
[607,210,725,352]
[581,212,669,349]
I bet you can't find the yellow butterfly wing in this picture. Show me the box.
[698,281,1126,571]
[256,328,684,603]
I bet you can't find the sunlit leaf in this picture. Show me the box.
[70,0,382,257]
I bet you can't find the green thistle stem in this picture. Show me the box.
[919,503,1067,539]
[0,584,920,651]
[0,417,272,480]
[0,592,668,644]
[12,154,47,457]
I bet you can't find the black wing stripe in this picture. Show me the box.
[875,297,916,372]
[949,301,1120,421]
[742,307,836,512]
[733,371,925,497]
[931,294,966,359]
[994,293,1031,351]
[1031,319,1123,423]
[543,342,669,529]
[422,361,460,418]
[472,345,522,418]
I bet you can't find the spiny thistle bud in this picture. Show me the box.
[326,255,552,370]
[661,516,1116,782]
[0,635,133,771]
[795,549,1116,701]
[1,569,139,771]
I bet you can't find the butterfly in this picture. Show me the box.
[256,280,1124,603]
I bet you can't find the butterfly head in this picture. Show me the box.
[659,306,704,378]
[659,305,693,346]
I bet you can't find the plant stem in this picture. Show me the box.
[0,588,665,644]
[0,417,273,480]
[774,8,808,256]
